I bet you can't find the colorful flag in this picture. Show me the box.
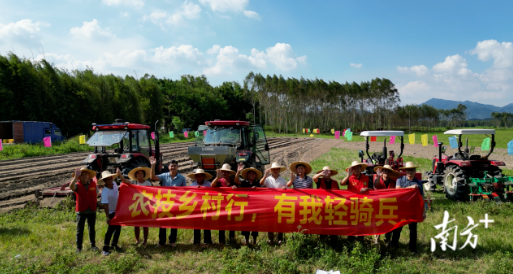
[331,129,335,134]
[335,131,340,139]
[408,134,415,145]
[449,136,458,149]
[203,131,207,137]
[302,128,305,133]
[481,137,491,151]
[184,131,189,138]
[0,139,2,151]
[310,134,314,137]
[79,135,86,144]
[195,131,199,137]
[370,136,377,142]
[315,129,320,134]
[151,132,155,140]
[432,135,438,147]
[389,136,396,145]
[508,140,513,155]
[421,134,428,146]
[43,137,51,147]
[169,132,174,138]
[346,131,353,141]
[342,129,346,136]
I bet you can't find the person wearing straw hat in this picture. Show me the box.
[149,156,186,248]
[70,167,99,253]
[341,161,371,193]
[392,161,426,253]
[117,167,152,247]
[211,163,237,244]
[286,161,314,189]
[313,166,340,190]
[373,165,400,246]
[233,163,262,245]
[98,170,121,256]
[260,162,287,243]
[189,168,213,245]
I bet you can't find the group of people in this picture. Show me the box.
[71,156,426,255]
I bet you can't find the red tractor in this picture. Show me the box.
[83,119,163,177]
[426,129,510,202]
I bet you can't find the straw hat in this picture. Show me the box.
[241,167,263,180]
[219,164,236,175]
[128,167,151,180]
[399,161,420,170]
[345,161,368,172]
[374,165,400,177]
[97,170,118,185]
[269,162,286,172]
[289,161,312,175]
[316,166,339,176]
[187,168,213,181]
[72,167,97,180]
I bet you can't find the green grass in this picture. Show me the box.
[3,147,513,273]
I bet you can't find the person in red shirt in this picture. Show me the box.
[211,163,237,244]
[313,166,340,190]
[372,165,400,246]
[70,167,99,253]
[341,161,370,242]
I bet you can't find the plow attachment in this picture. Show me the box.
[468,172,513,204]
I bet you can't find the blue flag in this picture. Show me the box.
[449,136,458,149]
[508,140,513,155]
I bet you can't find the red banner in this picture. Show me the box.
[111,184,424,236]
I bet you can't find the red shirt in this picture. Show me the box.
[317,178,340,190]
[217,177,233,187]
[374,177,396,189]
[347,174,370,192]
[74,180,98,213]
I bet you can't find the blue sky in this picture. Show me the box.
[1,0,513,106]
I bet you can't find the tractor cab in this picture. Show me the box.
[427,129,513,203]
[359,131,405,175]
[188,120,270,176]
[83,119,163,178]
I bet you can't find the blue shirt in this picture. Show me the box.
[191,180,211,187]
[397,176,424,196]
[157,172,187,187]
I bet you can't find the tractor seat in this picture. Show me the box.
[469,155,481,160]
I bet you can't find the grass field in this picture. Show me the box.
[2,148,513,273]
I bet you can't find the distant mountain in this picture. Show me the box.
[420,98,513,120]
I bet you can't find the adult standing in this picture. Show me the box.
[259,162,287,244]
[372,165,400,246]
[393,162,426,253]
[149,156,187,247]
[70,167,99,253]
[233,164,262,245]
[211,163,237,244]
[312,166,339,246]
[188,169,213,245]
[99,171,121,256]
[286,161,314,189]
[117,167,152,247]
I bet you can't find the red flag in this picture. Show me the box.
[370,136,377,142]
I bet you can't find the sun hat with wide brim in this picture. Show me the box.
[187,168,213,181]
[316,166,339,176]
[241,167,263,180]
[374,165,400,177]
[219,163,236,175]
[399,161,420,170]
[72,167,97,180]
[269,162,286,172]
[345,161,368,172]
[289,161,312,175]
[97,170,118,186]
[128,167,151,180]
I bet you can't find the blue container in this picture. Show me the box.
[0,121,64,144]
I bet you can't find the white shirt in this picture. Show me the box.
[130,179,152,186]
[263,176,287,189]
[191,180,211,187]
[101,183,119,214]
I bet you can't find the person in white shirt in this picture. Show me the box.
[259,162,287,244]
[188,169,213,244]
[99,171,120,256]
[117,167,152,247]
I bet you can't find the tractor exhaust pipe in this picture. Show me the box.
[154,120,161,174]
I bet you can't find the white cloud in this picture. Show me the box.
[397,65,428,76]
[120,12,129,17]
[470,39,513,69]
[199,0,248,12]
[70,19,116,41]
[207,45,221,54]
[102,0,144,9]
[350,63,362,68]
[143,1,201,30]
[432,54,473,77]
[243,10,260,20]
[0,19,50,44]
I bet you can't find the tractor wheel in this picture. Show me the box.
[427,171,436,191]
[121,158,150,178]
[443,165,469,201]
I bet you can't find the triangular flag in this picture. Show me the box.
[43,137,51,147]
[331,129,334,134]
[79,135,86,144]
[432,135,438,147]
[169,132,174,138]
[421,134,428,146]
[508,140,513,155]
[389,136,396,145]
[481,137,491,151]
[370,136,377,142]
[184,131,189,138]
[335,131,340,139]
[449,136,458,149]
[151,132,155,140]
[346,131,353,141]
[408,134,415,145]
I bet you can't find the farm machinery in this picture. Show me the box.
[187,120,270,176]
[426,129,513,203]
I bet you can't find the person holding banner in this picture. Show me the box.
[313,166,340,190]
[393,162,426,253]
[233,164,262,245]
[373,165,400,246]
[189,169,213,245]
[70,167,99,253]
[260,162,287,243]
[287,161,314,189]
[211,164,237,245]
[149,156,187,247]
[98,171,121,256]
[117,167,152,247]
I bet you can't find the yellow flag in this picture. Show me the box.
[421,134,428,146]
[310,134,314,137]
[302,128,305,133]
[408,133,415,145]
[331,129,335,134]
[79,135,86,144]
